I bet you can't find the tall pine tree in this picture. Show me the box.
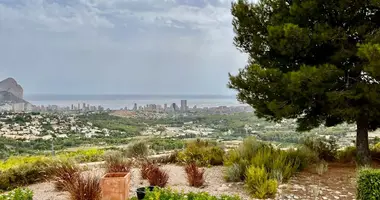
[229,0,380,165]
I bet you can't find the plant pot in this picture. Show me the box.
[100,172,131,200]
[136,186,156,200]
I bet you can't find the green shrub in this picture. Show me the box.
[177,139,225,166]
[301,137,338,161]
[337,146,356,163]
[224,137,309,183]
[209,147,224,165]
[0,156,51,171]
[130,188,241,200]
[0,156,62,191]
[357,168,380,200]
[126,142,148,158]
[224,137,265,167]
[225,163,243,182]
[250,147,298,182]
[245,166,277,199]
[286,147,318,171]
[58,149,105,163]
[0,188,33,200]
[372,142,380,152]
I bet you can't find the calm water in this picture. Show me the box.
[25,94,242,110]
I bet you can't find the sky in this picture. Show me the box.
[0,0,248,95]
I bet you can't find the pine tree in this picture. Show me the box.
[229,0,380,165]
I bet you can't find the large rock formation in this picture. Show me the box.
[0,78,23,99]
[0,91,28,105]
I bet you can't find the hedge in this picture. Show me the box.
[357,168,380,200]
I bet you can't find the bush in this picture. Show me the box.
[64,174,101,200]
[130,188,241,200]
[357,168,380,200]
[126,142,149,158]
[141,161,155,180]
[286,147,318,171]
[147,165,169,187]
[245,166,277,199]
[50,161,82,191]
[301,137,338,161]
[184,162,205,187]
[0,157,61,191]
[151,151,178,164]
[104,151,131,173]
[225,163,244,182]
[249,146,298,183]
[337,146,356,163]
[223,137,315,198]
[224,137,310,183]
[209,146,224,166]
[58,149,105,163]
[0,188,33,200]
[315,160,328,175]
[177,139,225,166]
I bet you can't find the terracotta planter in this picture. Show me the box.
[100,172,131,200]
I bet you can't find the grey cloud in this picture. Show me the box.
[0,0,247,95]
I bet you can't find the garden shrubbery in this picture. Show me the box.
[245,166,277,199]
[0,149,105,191]
[301,137,338,162]
[0,188,33,200]
[49,160,82,191]
[126,142,149,158]
[58,148,105,163]
[184,162,205,187]
[64,174,102,200]
[104,151,132,173]
[224,137,317,199]
[337,146,357,163]
[357,168,380,200]
[177,139,224,166]
[130,188,241,200]
[0,156,62,191]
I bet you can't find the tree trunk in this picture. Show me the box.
[356,115,371,166]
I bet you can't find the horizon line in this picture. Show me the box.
[25,93,236,97]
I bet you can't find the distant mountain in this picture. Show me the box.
[0,78,24,99]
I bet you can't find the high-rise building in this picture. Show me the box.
[171,103,179,112]
[133,103,137,111]
[180,100,187,112]
[164,104,167,111]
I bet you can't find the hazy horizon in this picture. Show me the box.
[0,0,249,95]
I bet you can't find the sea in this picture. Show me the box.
[25,94,243,110]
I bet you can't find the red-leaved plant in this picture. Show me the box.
[141,161,155,179]
[50,161,82,191]
[185,162,205,187]
[146,165,169,187]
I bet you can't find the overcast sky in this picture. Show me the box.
[0,0,248,95]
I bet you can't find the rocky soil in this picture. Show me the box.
[28,163,359,200]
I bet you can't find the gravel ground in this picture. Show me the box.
[27,165,251,200]
[27,164,360,200]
